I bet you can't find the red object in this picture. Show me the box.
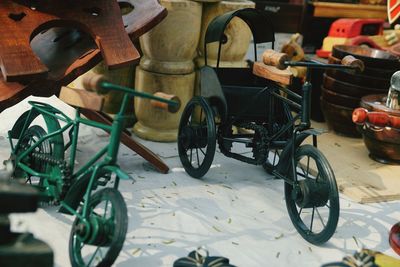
[389,222,400,256]
[352,108,400,129]
[388,0,400,24]
[317,19,385,58]
[367,112,390,127]
[390,116,400,128]
[327,19,384,38]
[316,49,331,58]
[352,108,368,124]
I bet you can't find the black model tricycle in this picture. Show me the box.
[177,8,364,244]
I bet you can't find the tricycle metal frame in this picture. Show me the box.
[177,8,360,245]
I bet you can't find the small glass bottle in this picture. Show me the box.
[386,71,400,110]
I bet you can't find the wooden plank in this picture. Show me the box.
[79,109,170,174]
[309,121,400,203]
[312,2,387,19]
[252,61,293,85]
[59,87,104,111]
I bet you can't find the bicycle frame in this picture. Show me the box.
[8,93,134,217]
[263,59,359,185]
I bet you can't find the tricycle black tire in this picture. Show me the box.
[285,144,339,245]
[178,96,216,178]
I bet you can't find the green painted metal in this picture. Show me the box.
[7,79,178,266]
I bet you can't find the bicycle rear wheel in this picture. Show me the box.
[285,144,339,244]
[178,96,216,178]
[69,188,128,267]
[13,125,64,200]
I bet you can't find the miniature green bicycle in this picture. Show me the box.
[6,75,179,267]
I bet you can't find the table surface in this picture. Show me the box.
[1,95,399,267]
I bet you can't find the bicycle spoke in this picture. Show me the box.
[189,148,193,164]
[87,246,101,266]
[298,207,303,216]
[310,207,315,233]
[103,200,109,218]
[296,171,308,179]
[80,241,85,250]
[306,156,310,177]
[199,147,206,156]
[196,148,200,167]
[315,208,326,228]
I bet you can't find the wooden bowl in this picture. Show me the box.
[321,86,360,107]
[326,69,390,90]
[321,97,361,137]
[359,124,400,163]
[332,45,400,70]
[328,55,395,80]
[323,73,387,98]
[357,94,400,164]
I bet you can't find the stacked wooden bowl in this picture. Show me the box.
[321,45,400,137]
[357,94,400,164]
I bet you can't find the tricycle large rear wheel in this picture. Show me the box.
[285,144,339,245]
[178,96,216,178]
[69,187,128,267]
[13,124,65,201]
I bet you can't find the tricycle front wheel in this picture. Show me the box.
[69,188,128,267]
[178,96,216,178]
[285,144,339,245]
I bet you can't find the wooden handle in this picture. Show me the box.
[341,55,365,72]
[150,92,181,113]
[352,108,400,128]
[367,112,390,127]
[262,49,289,70]
[82,73,108,94]
[352,108,368,124]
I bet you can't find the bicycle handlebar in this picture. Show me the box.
[262,49,364,72]
[82,73,181,113]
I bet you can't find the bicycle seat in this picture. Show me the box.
[59,86,105,112]
[252,61,293,86]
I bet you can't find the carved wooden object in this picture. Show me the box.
[1,0,140,81]
[0,0,169,173]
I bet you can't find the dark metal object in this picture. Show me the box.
[178,8,341,245]
[173,247,236,267]
[0,180,53,267]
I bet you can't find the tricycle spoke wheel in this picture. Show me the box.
[285,145,339,245]
[178,96,216,178]
[69,188,127,267]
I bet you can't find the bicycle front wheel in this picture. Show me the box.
[285,144,339,245]
[69,188,128,267]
